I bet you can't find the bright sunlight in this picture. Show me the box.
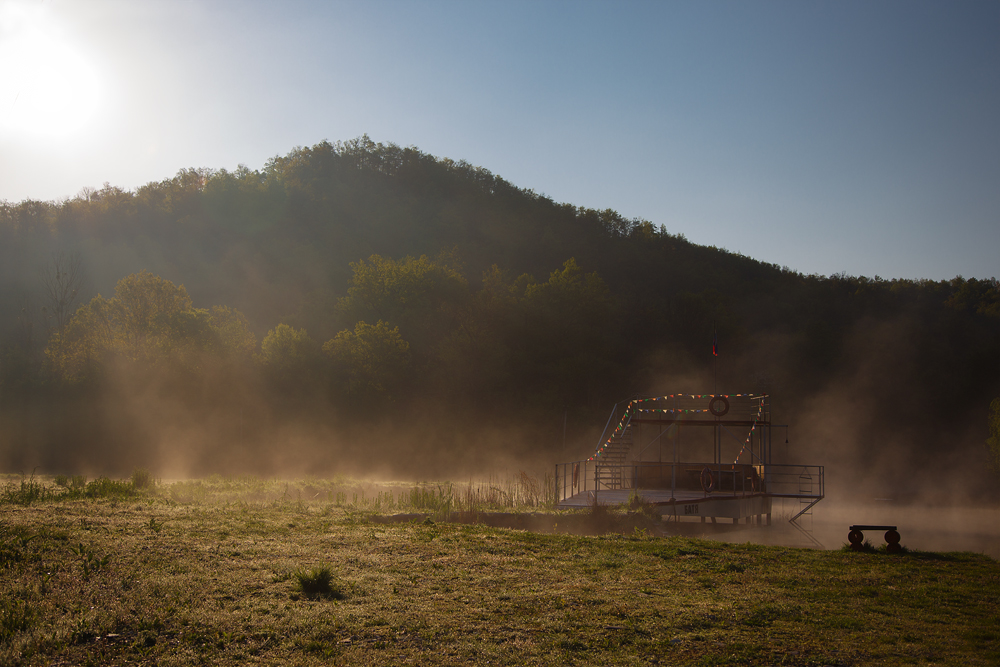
[0,2,101,142]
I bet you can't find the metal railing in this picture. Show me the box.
[763,464,825,500]
[555,461,824,506]
[555,460,592,504]
[764,464,825,521]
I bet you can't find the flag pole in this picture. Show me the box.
[712,322,718,394]
[713,323,719,465]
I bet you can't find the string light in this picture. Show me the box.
[587,394,768,461]
[732,397,766,464]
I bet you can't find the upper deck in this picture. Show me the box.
[554,393,824,522]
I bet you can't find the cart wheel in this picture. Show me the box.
[848,529,864,545]
[885,542,902,554]
[884,529,900,544]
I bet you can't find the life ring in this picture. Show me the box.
[572,463,579,490]
[700,467,715,493]
[709,396,730,417]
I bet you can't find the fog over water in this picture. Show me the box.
[666,501,1000,559]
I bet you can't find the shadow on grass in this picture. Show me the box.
[839,542,994,562]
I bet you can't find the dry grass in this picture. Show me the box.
[0,476,997,665]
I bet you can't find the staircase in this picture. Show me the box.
[594,425,633,490]
[790,466,821,523]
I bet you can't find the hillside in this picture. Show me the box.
[0,137,998,495]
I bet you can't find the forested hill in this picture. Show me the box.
[1,136,998,496]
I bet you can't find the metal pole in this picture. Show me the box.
[562,410,567,454]
[671,426,676,500]
[671,394,677,499]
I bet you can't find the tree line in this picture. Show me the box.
[38,254,619,413]
[0,136,997,491]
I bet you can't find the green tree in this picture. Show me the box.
[947,278,1000,318]
[107,270,194,358]
[337,253,468,357]
[257,324,317,370]
[435,264,530,396]
[323,320,410,399]
[988,397,1000,471]
[257,323,321,394]
[514,258,619,407]
[339,254,467,321]
[45,271,254,381]
[40,251,86,331]
[46,271,194,380]
[207,306,257,359]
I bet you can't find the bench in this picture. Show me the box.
[848,524,902,553]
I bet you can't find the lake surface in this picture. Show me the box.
[659,499,1000,559]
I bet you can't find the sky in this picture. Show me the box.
[1,0,997,281]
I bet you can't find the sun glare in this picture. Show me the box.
[0,3,102,142]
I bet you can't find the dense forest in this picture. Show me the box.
[1,136,998,499]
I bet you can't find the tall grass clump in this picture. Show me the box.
[149,471,554,512]
[131,468,154,491]
[1,475,57,506]
[85,477,137,499]
[293,565,345,600]
[0,597,35,641]
[450,471,555,512]
[407,484,453,513]
[627,488,661,520]
[1,473,144,504]
[53,475,86,490]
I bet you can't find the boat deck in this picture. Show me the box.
[557,488,753,508]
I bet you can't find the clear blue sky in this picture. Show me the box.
[1,0,997,280]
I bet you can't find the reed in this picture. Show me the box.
[0,471,557,515]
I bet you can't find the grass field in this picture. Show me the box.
[1,474,998,666]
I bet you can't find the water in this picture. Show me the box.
[661,499,1000,559]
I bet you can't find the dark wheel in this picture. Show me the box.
[848,529,864,544]
[709,396,730,417]
[884,529,900,544]
[886,543,902,554]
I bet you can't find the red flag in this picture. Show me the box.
[712,329,718,357]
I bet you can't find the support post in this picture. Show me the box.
[555,464,559,505]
